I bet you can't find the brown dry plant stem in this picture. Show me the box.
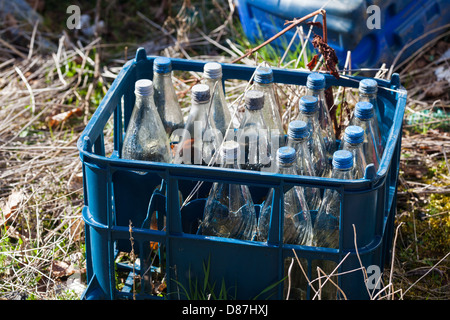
[231,9,327,64]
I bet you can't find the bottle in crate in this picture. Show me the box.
[174,84,219,165]
[340,125,367,179]
[286,120,321,210]
[296,95,330,178]
[152,56,185,136]
[236,90,272,172]
[306,72,336,157]
[199,140,257,240]
[313,150,354,249]
[349,101,382,171]
[254,66,285,149]
[203,62,233,141]
[358,78,384,150]
[122,79,171,163]
[258,147,314,246]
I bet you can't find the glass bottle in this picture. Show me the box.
[199,140,257,240]
[203,62,232,142]
[306,72,336,157]
[341,125,367,179]
[152,56,185,136]
[122,79,171,163]
[236,90,272,172]
[258,147,314,246]
[174,84,219,165]
[358,78,384,148]
[350,101,382,170]
[313,150,354,249]
[254,66,285,149]
[296,95,330,178]
[286,120,322,210]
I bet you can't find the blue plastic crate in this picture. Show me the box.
[235,0,450,69]
[77,47,407,300]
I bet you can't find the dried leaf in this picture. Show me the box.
[0,191,25,226]
[307,54,319,70]
[51,260,75,278]
[48,107,83,128]
[311,34,340,79]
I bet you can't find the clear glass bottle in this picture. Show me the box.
[313,150,354,249]
[341,125,367,179]
[306,72,336,157]
[350,101,382,170]
[296,95,330,178]
[236,90,272,171]
[286,120,322,210]
[152,56,185,136]
[254,66,285,149]
[122,79,171,163]
[203,62,232,141]
[174,84,218,165]
[199,140,257,240]
[258,147,314,246]
[358,78,384,149]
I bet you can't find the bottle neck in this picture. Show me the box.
[343,141,363,150]
[287,136,307,148]
[278,162,296,175]
[359,92,377,100]
[306,88,324,97]
[135,94,156,109]
[331,167,353,179]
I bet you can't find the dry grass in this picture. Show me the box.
[0,0,448,300]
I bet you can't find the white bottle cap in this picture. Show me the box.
[135,79,153,96]
[204,62,222,79]
[192,84,211,103]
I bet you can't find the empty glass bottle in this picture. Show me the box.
[236,90,272,171]
[341,125,367,179]
[122,79,171,163]
[203,62,232,141]
[306,72,336,157]
[350,101,382,170]
[254,66,285,149]
[199,140,257,240]
[174,84,219,165]
[358,78,384,148]
[313,150,354,249]
[286,120,321,210]
[296,95,330,178]
[152,56,184,136]
[258,147,314,246]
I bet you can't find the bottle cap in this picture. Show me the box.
[298,95,318,113]
[221,140,239,161]
[254,67,273,84]
[332,150,353,170]
[344,125,364,145]
[287,120,309,140]
[306,72,325,90]
[192,84,211,103]
[153,56,172,74]
[276,146,297,165]
[354,101,374,120]
[135,79,153,96]
[244,90,264,110]
[203,62,222,79]
[359,78,378,94]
